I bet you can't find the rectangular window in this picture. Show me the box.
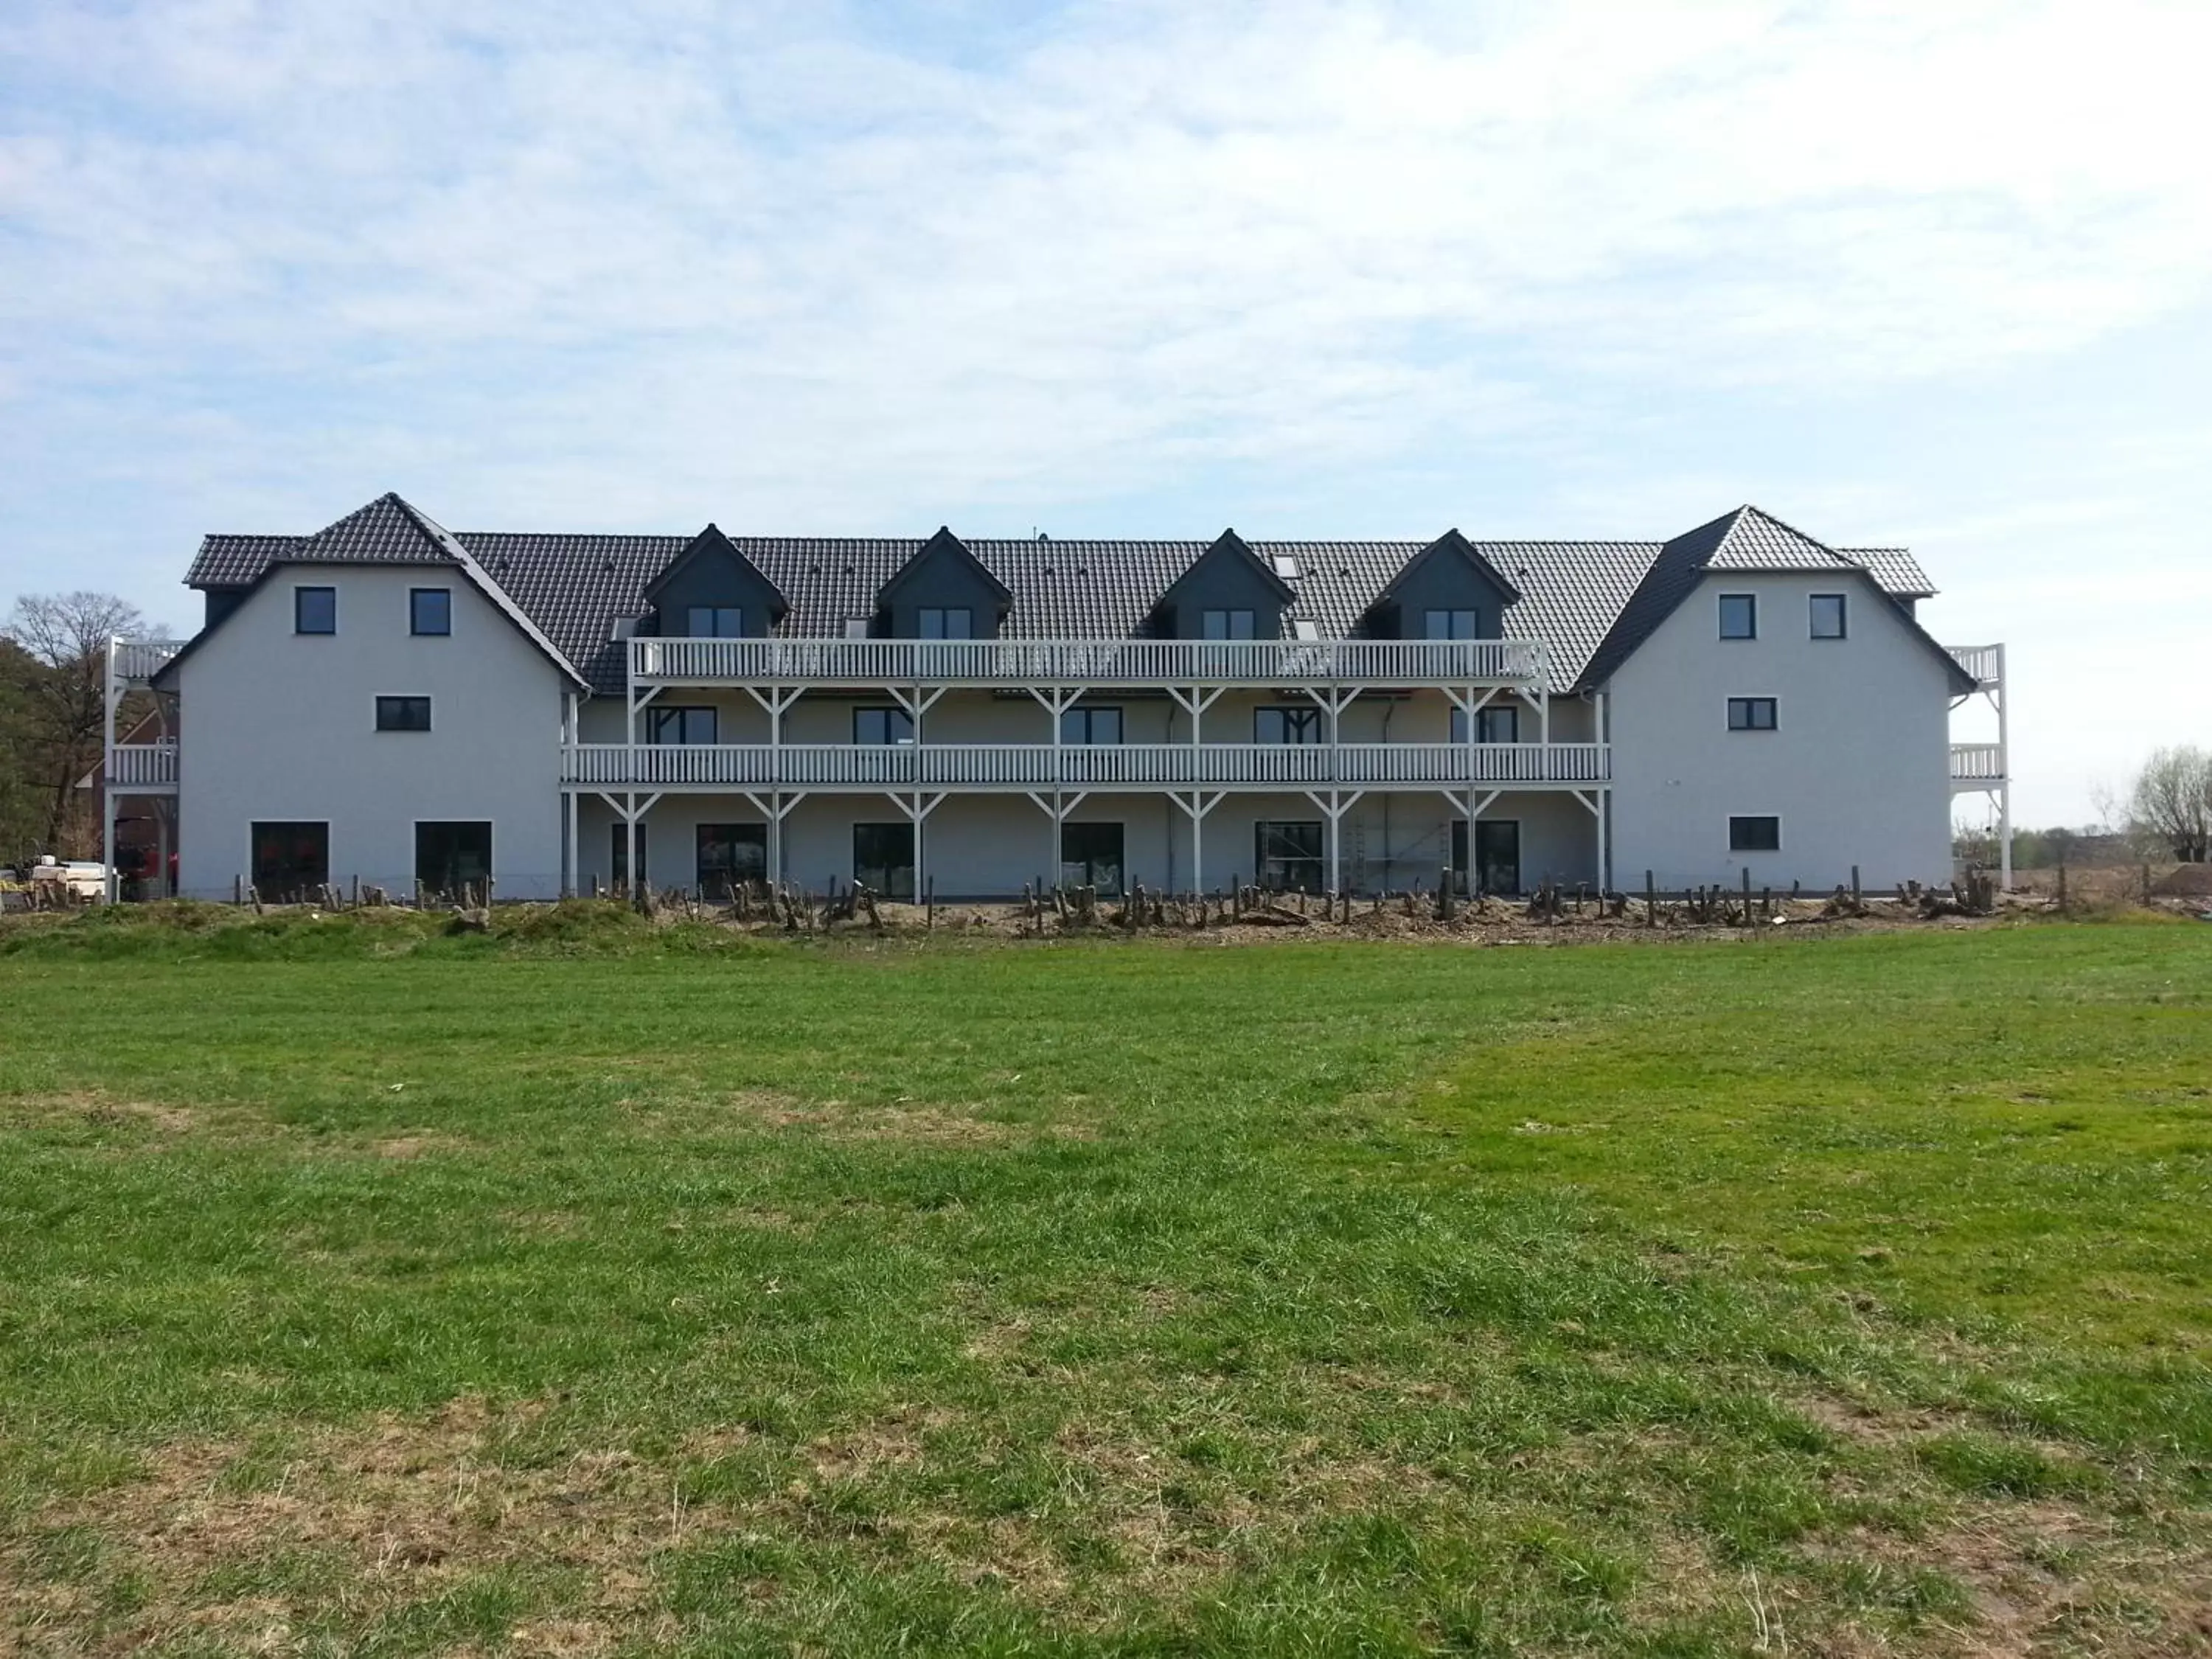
[696,824,767,897]
[853,822,915,900]
[1202,608,1255,640]
[416,821,493,896]
[1729,815,1781,853]
[1809,594,1847,639]
[1718,594,1757,639]
[854,706,916,745]
[1452,706,1520,743]
[611,823,646,890]
[410,588,451,636]
[375,695,431,731]
[295,586,336,635]
[918,607,972,639]
[686,605,743,638]
[1450,820,1521,897]
[1254,706,1324,744]
[648,706,717,745]
[250,821,328,898]
[1425,608,1480,640]
[1727,697,1778,731]
[1060,822,1125,897]
[1060,706,1123,745]
[1255,821,1324,892]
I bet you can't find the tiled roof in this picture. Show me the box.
[181,497,1938,698]
[1840,546,1936,597]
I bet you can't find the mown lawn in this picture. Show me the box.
[1,912,2208,1655]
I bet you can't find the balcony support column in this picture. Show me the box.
[1439,788,1501,894]
[564,788,577,897]
[741,790,809,887]
[1301,686,1360,784]
[1994,645,2011,890]
[1303,789,1366,896]
[1024,790,1091,886]
[1166,790,1225,894]
[593,790,663,898]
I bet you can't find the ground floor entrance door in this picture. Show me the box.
[1060,822,1124,896]
[853,822,915,900]
[416,821,493,898]
[697,823,767,897]
[1451,819,1521,895]
[1256,821,1324,892]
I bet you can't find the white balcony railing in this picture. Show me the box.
[1950,742,2006,785]
[1946,644,2003,687]
[108,742,180,787]
[113,639,188,684]
[563,742,1610,790]
[631,636,1543,686]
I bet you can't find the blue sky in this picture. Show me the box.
[4,0,2208,824]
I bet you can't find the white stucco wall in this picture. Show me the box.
[176,566,571,899]
[1604,572,1952,891]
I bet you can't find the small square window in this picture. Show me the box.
[843,618,871,640]
[1292,619,1320,641]
[686,605,742,637]
[410,588,451,636]
[1270,553,1301,580]
[295,586,336,635]
[375,695,431,731]
[1727,697,1778,731]
[1060,707,1123,745]
[1729,815,1781,852]
[1810,594,1847,639]
[1718,594,1756,639]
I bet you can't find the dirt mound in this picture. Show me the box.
[2151,863,2212,897]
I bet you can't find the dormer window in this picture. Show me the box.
[1424,608,1479,640]
[686,605,742,638]
[1203,609,1255,641]
[919,607,972,639]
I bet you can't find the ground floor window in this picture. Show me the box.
[1255,821,1324,891]
[417,821,492,897]
[251,821,327,898]
[1729,815,1781,853]
[1451,819,1521,895]
[611,822,646,891]
[698,823,767,896]
[1060,821,1124,896]
[854,822,915,900]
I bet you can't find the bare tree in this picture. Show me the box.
[2126,745,2211,864]
[2,591,151,851]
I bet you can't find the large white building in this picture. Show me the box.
[103,493,2010,903]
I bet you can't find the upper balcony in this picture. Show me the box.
[630,636,1545,689]
[1945,644,2003,690]
[111,639,188,686]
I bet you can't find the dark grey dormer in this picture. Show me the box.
[644,525,789,638]
[875,528,1012,639]
[1147,530,1298,640]
[1360,530,1521,640]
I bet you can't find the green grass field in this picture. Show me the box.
[3,910,2208,1655]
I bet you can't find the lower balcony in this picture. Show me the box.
[563,742,1611,791]
[1950,742,2006,788]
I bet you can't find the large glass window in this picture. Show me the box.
[1255,821,1324,891]
[1727,697,1778,731]
[375,695,432,732]
[416,821,493,896]
[1254,706,1323,744]
[919,607,972,639]
[250,821,327,898]
[1718,594,1757,639]
[854,707,916,745]
[1060,822,1124,896]
[294,586,336,635]
[853,823,915,900]
[1201,608,1255,640]
[410,588,451,636]
[686,605,743,637]
[611,823,646,891]
[1809,594,1847,639]
[1060,706,1123,745]
[697,824,767,897]
[649,706,717,745]
[1451,706,1520,743]
[1425,608,1480,639]
[1729,815,1781,852]
[1450,820,1521,896]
